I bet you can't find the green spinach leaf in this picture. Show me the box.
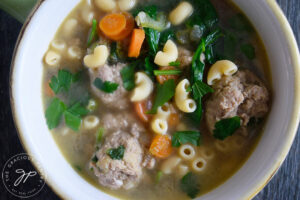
[172,131,202,147]
[107,145,125,160]
[49,69,73,94]
[180,172,200,198]
[93,78,119,93]
[213,116,241,140]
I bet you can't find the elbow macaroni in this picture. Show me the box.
[151,103,171,135]
[175,79,197,113]
[207,60,238,85]
[161,156,182,174]
[63,18,78,36]
[179,144,196,160]
[45,50,61,67]
[84,45,109,68]
[131,72,154,102]
[154,40,178,67]
[94,0,116,12]
[68,46,82,59]
[177,164,189,177]
[169,2,193,25]
[118,0,137,11]
[83,115,100,130]
[51,40,66,51]
[192,157,207,172]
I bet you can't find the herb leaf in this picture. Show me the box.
[107,145,125,160]
[172,131,202,147]
[159,29,175,47]
[132,5,157,19]
[241,43,255,60]
[155,171,163,184]
[145,56,155,77]
[87,19,98,47]
[144,28,160,56]
[180,172,200,198]
[147,79,175,114]
[192,81,214,100]
[153,70,182,76]
[49,69,73,94]
[96,127,105,143]
[213,116,241,140]
[64,102,89,131]
[121,64,136,91]
[45,98,66,129]
[93,78,119,93]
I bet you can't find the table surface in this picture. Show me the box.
[0,1,299,200]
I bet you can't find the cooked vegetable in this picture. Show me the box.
[156,66,179,84]
[64,102,89,131]
[134,100,151,123]
[96,127,105,143]
[121,63,136,90]
[172,131,201,147]
[192,81,214,100]
[45,98,66,129]
[144,56,155,77]
[107,145,125,160]
[132,5,157,19]
[155,171,163,183]
[149,135,172,158]
[49,69,73,94]
[87,19,98,47]
[147,79,175,114]
[108,42,126,64]
[144,28,160,56]
[93,78,119,93]
[180,172,200,198]
[128,29,145,58]
[109,12,135,41]
[154,69,182,76]
[241,43,255,60]
[135,11,169,31]
[169,61,181,67]
[100,13,127,37]
[213,116,241,140]
[45,80,55,97]
[159,29,176,47]
[91,155,98,163]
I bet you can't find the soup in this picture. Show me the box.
[42,0,271,199]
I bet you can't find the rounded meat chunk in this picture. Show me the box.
[91,131,143,190]
[89,63,129,110]
[205,70,269,133]
[178,47,193,68]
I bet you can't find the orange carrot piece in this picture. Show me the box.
[128,29,145,58]
[150,135,173,158]
[99,13,127,37]
[156,66,179,84]
[134,99,152,123]
[108,12,134,41]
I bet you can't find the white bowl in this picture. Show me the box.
[10,0,300,199]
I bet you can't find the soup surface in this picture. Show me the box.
[42,0,271,199]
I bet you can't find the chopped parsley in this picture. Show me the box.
[153,70,182,76]
[213,116,241,140]
[107,145,125,160]
[169,61,181,67]
[192,81,214,100]
[64,102,89,131]
[121,63,136,91]
[180,172,200,198]
[49,69,73,94]
[93,78,119,93]
[172,131,202,147]
[87,19,98,47]
[45,98,66,129]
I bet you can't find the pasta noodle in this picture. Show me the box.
[178,144,196,160]
[83,115,100,130]
[84,45,109,68]
[51,39,66,51]
[45,50,61,66]
[131,72,154,102]
[68,46,82,59]
[161,156,181,174]
[207,60,238,85]
[154,40,178,67]
[191,157,207,172]
[169,2,193,25]
[175,79,197,113]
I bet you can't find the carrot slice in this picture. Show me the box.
[156,66,179,84]
[99,13,127,37]
[128,29,145,58]
[150,135,173,158]
[108,12,134,41]
[134,99,152,123]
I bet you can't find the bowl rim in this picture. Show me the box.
[9,0,300,199]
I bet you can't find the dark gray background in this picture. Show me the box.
[0,0,299,199]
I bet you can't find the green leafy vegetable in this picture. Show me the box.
[107,145,125,160]
[49,69,73,94]
[180,172,200,198]
[169,61,181,67]
[147,79,175,114]
[93,78,119,93]
[213,116,241,140]
[191,39,205,84]
[64,102,89,131]
[159,29,175,47]
[144,28,160,56]
[121,64,136,91]
[192,81,214,100]
[155,171,163,184]
[172,131,202,147]
[108,42,126,64]
[45,98,66,129]
[144,56,155,77]
[87,19,98,47]
[153,70,182,76]
[133,5,157,19]
[241,43,255,60]
[96,127,105,143]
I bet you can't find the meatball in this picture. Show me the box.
[89,63,129,110]
[178,47,193,68]
[205,70,269,133]
[91,131,143,190]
